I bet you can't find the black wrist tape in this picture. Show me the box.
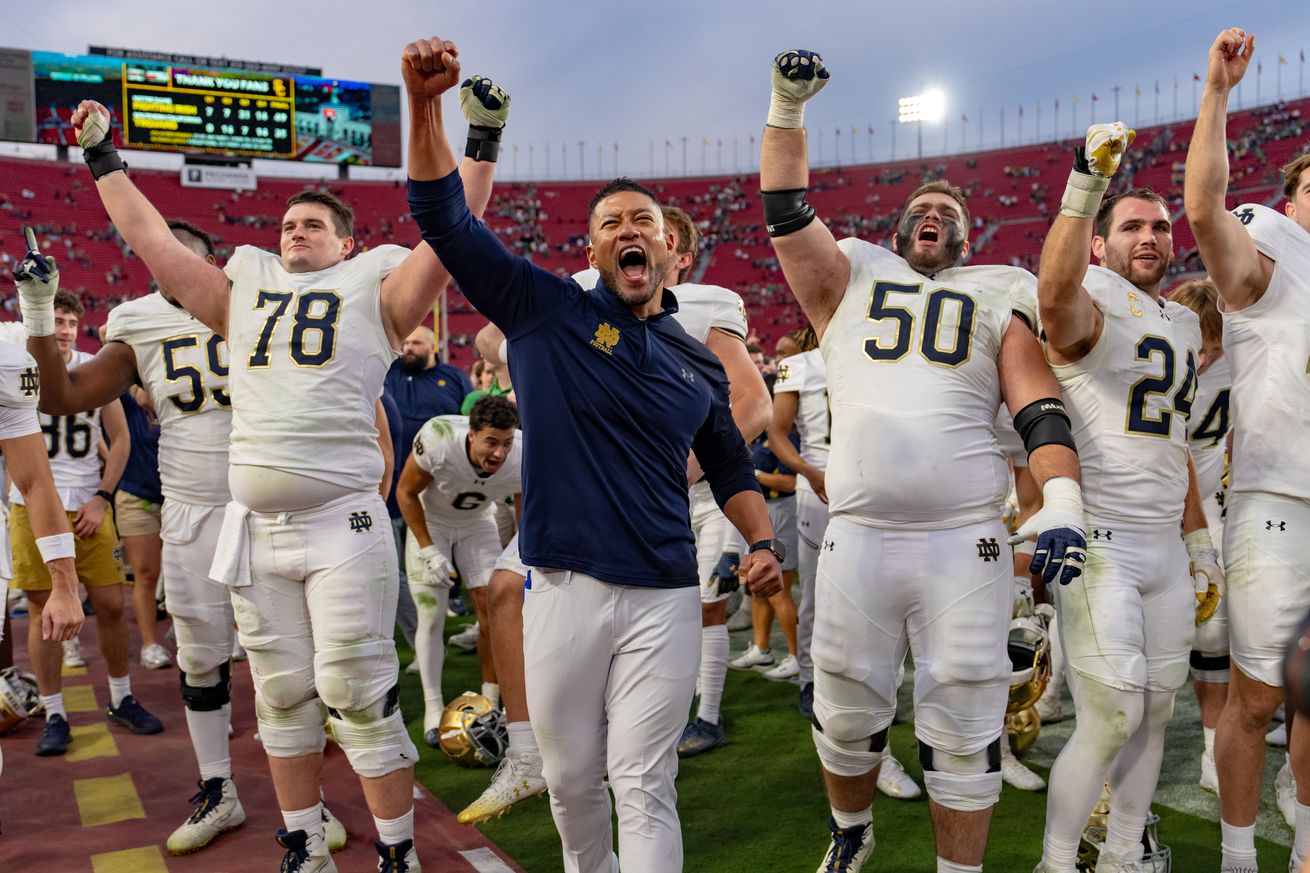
[1013,397,1077,455]
[761,188,817,237]
[465,124,502,162]
[83,140,126,180]
[1072,145,1092,176]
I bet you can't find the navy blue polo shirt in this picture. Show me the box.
[118,394,163,504]
[383,358,470,517]
[409,171,760,588]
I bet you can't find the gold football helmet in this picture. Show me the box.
[1078,810,1171,872]
[1008,613,1052,715]
[1006,706,1041,754]
[0,669,39,735]
[438,692,508,768]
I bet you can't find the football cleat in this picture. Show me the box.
[276,828,337,873]
[167,777,246,854]
[1276,757,1296,828]
[62,638,86,668]
[35,713,71,756]
[1199,748,1219,795]
[375,838,421,872]
[457,751,548,824]
[876,749,922,800]
[730,645,774,670]
[677,718,725,758]
[725,600,754,631]
[106,695,164,734]
[816,815,874,873]
[449,622,479,652]
[1000,743,1046,792]
[764,654,800,681]
[322,804,347,853]
[141,643,173,670]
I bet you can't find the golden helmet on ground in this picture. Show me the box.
[1006,706,1041,754]
[1077,811,1171,872]
[438,692,508,768]
[0,668,41,735]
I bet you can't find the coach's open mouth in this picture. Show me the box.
[618,245,648,282]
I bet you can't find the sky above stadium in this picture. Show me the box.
[8,0,1309,180]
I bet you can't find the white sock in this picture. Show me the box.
[283,802,325,840]
[1203,725,1216,756]
[1102,810,1148,860]
[937,859,982,873]
[1220,819,1257,865]
[696,624,729,725]
[40,692,66,721]
[507,720,538,758]
[1296,801,1310,861]
[185,702,233,782]
[482,682,500,710]
[374,806,414,845]
[108,674,131,708]
[831,805,872,830]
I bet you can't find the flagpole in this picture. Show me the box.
[1135,86,1141,128]
[1173,76,1178,121]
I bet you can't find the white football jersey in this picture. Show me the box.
[0,340,40,441]
[821,238,1036,529]
[773,349,830,471]
[1048,265,1201,524]
[223,245,407,500]
[1223,203,1310,501]
[0,321,27,346]
[411,416,522,527]
[1188,354,1231,500]
[105,292,232,506]
[11,350,103,508]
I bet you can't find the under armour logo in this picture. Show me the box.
[1092,529,1112,541]
[680,368,696,383]
[19,367,38,397]
[822,540,835,552]
[1267,520,1287,531]
[348,511,373,533]
[976,538,1002,562]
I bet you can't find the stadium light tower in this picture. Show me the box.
[898,89,946,160]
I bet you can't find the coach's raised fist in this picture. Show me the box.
[767,50,830,129]
[459,77,511,129]
[1084,122,1135,178]
[71,100,111,150]
[402,37,462,99]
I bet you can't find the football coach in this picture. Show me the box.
[401,37,784,873]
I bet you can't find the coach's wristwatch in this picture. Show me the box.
[749,539,787,563]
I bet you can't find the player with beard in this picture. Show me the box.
[1033,126,1217,873]
[760,50,1088,873]
[405,42,782,872]
[1185,27,1310,873]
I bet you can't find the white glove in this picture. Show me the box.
[1185,529,1223,625]
[1084,122,1136,177]
[417,544,456,590]
[458,76,511,129]
[13,230,59,338]
[1061,121,1136,219]
[767,50,830,129]
[1007,477,1088,587]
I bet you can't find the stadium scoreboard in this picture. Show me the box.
[122,65,297,158]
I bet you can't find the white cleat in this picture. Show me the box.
[1200,748,1219,795]
[1276,757,1296,828]
[141,643,173,669]
[1267,721,1288,747]
[166,777,246,855]
[1000,742,1046,792]
[458,751,548,824]
[62,638,86,668]
[449,622,479,652]
[817,817,874,872]
[876,749,922,800]
[404,660,420,675]
[276,828,336,873]
[763,654,800,681]
[322,804,347,853]
[376,838,420,871]
[729,645,774,670]
[726,601,755,631]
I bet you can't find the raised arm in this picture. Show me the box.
[68,103,230,334]
[760,50,848,338]
[381,70,509,345]
[1183,28,1272,310]
[1038,123,1134,364]
[705,329,771,442]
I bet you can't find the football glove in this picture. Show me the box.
[13,228,59,337]
[708,551,740,597]
[1185,529,1224,625]
[1007,477,1088,587]
[1060,121,1136,219]
[459,76,511,129]
[767,50,830,129]
[417,544,457,590]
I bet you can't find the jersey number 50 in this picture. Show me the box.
[862,281,976,367]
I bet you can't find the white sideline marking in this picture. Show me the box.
[459,847,516,872]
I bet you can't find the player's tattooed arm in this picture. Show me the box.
[71,101,230,335]
[1184,28,1272,310]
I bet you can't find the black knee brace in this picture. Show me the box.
[918,737,1002,773]
[180,661,232,712]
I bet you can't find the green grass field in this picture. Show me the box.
[401,612,1293,872]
